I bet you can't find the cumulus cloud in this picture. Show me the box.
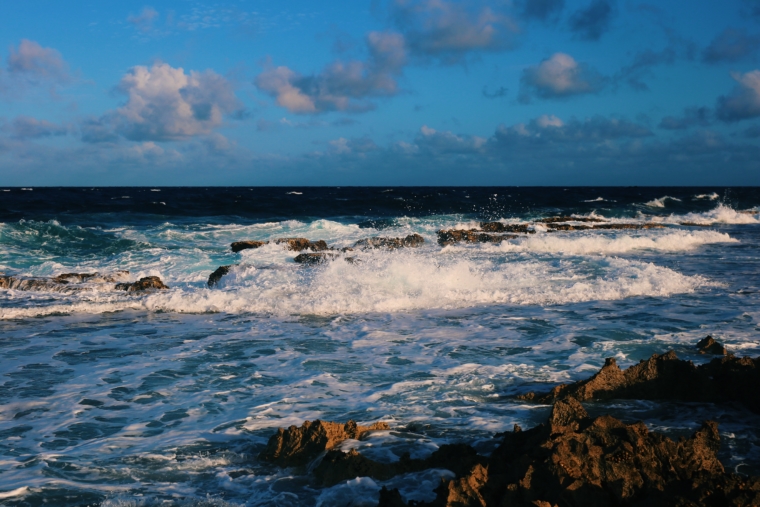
[328,136,379,154]
[497,114,652,143]
[388,0,518,62]
[569,0,614,41]
[520,0,564,21]
[7,116,70,139]
[128,7,159,33]
[702,28,760,63]
[658,107,712,130]
[414,125,488,153]
[255,31,406,114]
[104,62,244,141]
[6,39,69,82]
[716,70,760,122]
[519,53,605,102]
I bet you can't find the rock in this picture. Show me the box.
[697,335,728,355]
[294,252,338,264]
[0,275,71,292]
[680,222,711,227]
[115,276,169,292]
[518,351,760,414]
[354,234,425,250]
[259,419,390,467]
[275,238,329,252]
[592,223,665,230]
[437,229,518,246]
[208,265,236,288]
[537,216,605,223]
[231,240,268,253]
[545,223,665,232]
[54,271,130,283]
[479,222,535,234]
[377,487,408,507]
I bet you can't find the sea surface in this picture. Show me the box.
[1,187,760,506]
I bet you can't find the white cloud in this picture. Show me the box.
[716,70,760,122]
[109,62,243,141]
[519,53,605,102]
[255,32,406,114]
[7,40,69,82]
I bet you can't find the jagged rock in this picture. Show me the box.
[518,351,760,414]
[275,238,329,252]
[545,223,666,232]
[354,234,425,250]
[437,229,518,246]
[313,443,484,487]
[0,275,71,292]
[294,252,337,264]
[537,217,605,223]
[208,265,236,288]
[680,222,711,227]
[259,419,390,467]
[391,399,760,507]
[54,271,130,283]
[231,240,268,253]
[479,222,534,234]
[697,335,728,355]
[115,276,169,292]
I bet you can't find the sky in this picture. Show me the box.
[0,0,759,185]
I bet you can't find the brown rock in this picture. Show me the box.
[115,276,169,292]
[0,275,71,292]
[697,335,728,355]
[207,265,236,288]
[354,234,425,250]
[275,238,329,252]
[54,271,130,283]
[231,240,268,253]
[294,252,339,264]
[537,217,605,223]
[518,351,760,414]
[680,222,711,227]
[259,419,390,467]
[479,222,535,234]
[437,229,519,246]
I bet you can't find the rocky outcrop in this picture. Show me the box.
[115,276,169,292]
[275,238,329,252]
[545,223,665,232]
[54,271,130,283]
[231,240,268,253]
[479,222,534,234]
[438,230,519,246]
[376,399,760,506]
[207,265,236,288]
[518,351,760,414]
[697,335,728,355]
[231,238,329,253]
[294,253,336,264]
[354,234,425,250]
[1,271,132,292]
[259,419,390,467]
[537,216,605,223]
[591,223,665,230]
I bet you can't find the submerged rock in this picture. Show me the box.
[545,223,666,232]
[54,271,130,283]
[518,350,760,413]
[697,335,729,355]
[1,271,132,293]
[354,234,425,250]
[207,265,236,288]
[437,229,518,246]
[259,419,390,467]
[115,276,169,292]
[231,240,268,253]
[537,216,605,223]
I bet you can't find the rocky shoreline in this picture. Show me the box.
[256,337,760,506]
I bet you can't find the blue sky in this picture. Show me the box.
[0,0,759,185]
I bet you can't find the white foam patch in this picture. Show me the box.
[694,193,719,200]
[0,254,716,319]
[496,230,736,255]
[661,204,760,225]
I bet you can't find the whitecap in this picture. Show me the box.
[644,196,681,207]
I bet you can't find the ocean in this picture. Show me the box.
[1,187,759,506]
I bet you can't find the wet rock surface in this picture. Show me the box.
[537,216,605,223]
[259,419,390,467]
[479,222,535,234]
[207,265,236,287]
[438,229,519,246]
[274,238,329,252]
[697,335,729,355]
[115,276,169,292]
[354,234,425,250]
[231,240,268,253]
[54,271,130,283]
[1,271,133,292]
[546,223,665,231]
[518,350,760,414]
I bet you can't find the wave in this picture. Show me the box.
[495,230,736,255]
[661,204,760,225]
[0,255,715,319]
[694,192,719,201]
[644,196,682,208]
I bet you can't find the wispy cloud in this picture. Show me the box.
[716,70,760,122]
[702,28,760,64]
[568,0,614,41]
